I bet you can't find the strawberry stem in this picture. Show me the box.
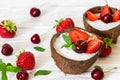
[1,20,16,33]
[104,37,112,48]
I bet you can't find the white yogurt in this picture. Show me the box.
[54,33,97,61]
[87,19,120,31]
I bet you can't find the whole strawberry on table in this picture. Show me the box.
[0,20,17,38]
[54,17,75,32]
[99,37,112,57]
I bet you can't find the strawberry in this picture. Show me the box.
[0,20,17,38]
[100,4,111,17]
[69,29,89,43]
[99,37,112,57]
[86,10,99,21]
[86,39,101,54]
[113,10,120,22]
[16,51,35,70]
[55,18,74,32]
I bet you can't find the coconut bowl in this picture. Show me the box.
[83,6,120,43]
[50,27,101,74]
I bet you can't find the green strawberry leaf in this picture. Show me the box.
[34,46,45,52]
[34,70,51,76]
[6,63,22,72]
[2,20,16,32]
[104,37,112,48]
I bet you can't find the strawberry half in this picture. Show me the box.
[0,20,17,38]
[16,51,35,70]
[99,37,112,57]
[55,18,74,32]
[86,10,99,21]
[86,39,101,54]
[100,4,111,17]
[69,29,89,43]
[113,10,120,22]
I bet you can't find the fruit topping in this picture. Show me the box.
[86,10,99,21]
[74,40,88,53]
[30,7,41,17]
[87,4,120,23]
[100,14,113,23]
[31,34,40,44]
[86,39,101,54]
[55,18,74,32]
[100,4,111,17]
[16,70,29,80]
[99,37,112,57]
[113,10,120,22]
[16,51,35,70]
[91,66,104,80]
[1,43,13,56]
[0,20,17,38]
[69,29,89,43]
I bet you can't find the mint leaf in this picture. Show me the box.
[1,66,7,80]
[34,70,51,76]
[0,59,6,71]
[62,34,72,44]
[61,44,71,48]
[6,63,22,72]
[34,46,45,52]
[71,44,76,50]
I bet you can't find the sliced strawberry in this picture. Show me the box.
[86,39,101,54]
[86,10,99,21]
[100,4,111,17]
[113,10,120,22]
[69,29,89,43]
[55,18,74,32]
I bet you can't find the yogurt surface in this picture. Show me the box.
[54,33,97,61]
[87,19,120,31]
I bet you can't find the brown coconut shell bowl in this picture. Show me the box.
[50,27,101,74]
[83,6,120,43]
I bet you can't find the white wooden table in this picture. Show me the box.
[0,0,120,80]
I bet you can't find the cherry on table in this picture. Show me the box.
[1,43,13,56]
[91,68,104,80]
[30,7,41,17]
[31,34,40,44]
[16,70,29,80]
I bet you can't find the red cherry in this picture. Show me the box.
[100,14,113,23]
[91,69,104,80]
[74,40,88,53]
[1,43,13,56]
[31,34,40,44]
[30,7,41,17]
[16,70,29,80]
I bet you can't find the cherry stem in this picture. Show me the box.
[104,67,118,73]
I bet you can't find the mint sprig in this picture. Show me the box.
[61,34,76,50]
[0,59,22,80]
[34,46,45,52]
[34,70,51,76]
